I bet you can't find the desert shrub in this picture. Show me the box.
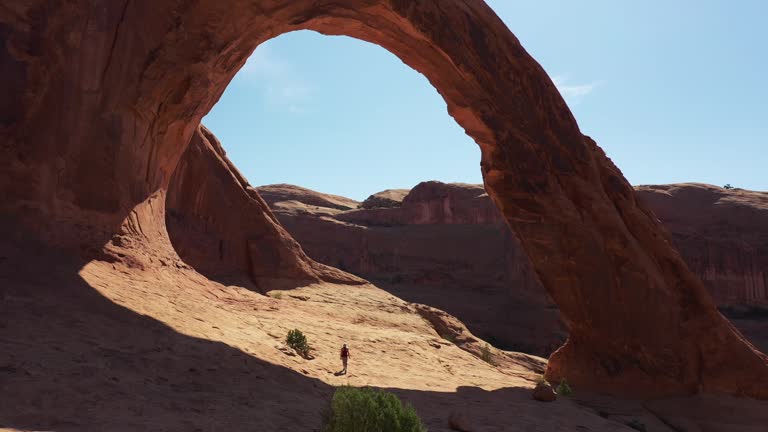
[556,378,573,396]
[440,332,458,344]
[723,184,734,189]
[321,386,426,432]
[480,343,494,364]
[286,329,310,357]
[270,291,283,299]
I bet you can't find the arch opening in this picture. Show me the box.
[155,3,768,397]
[165,30,566,356]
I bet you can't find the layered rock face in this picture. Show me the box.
[165,125,360,288]
[263,181,768,355]
[258,182,566,356]
[636,184,768,306]
[2,0,766,398]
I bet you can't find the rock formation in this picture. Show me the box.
[258,181,565,356]
[260,181,768,355]
[336,181,502,226]
[259,184,360,212]
[165,125,361,288]
[2,0,766,398]
[362,189,410,209]
[635,183,768,306]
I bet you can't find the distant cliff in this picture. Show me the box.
[257,181,565,356]
[635,183,768,306]
[257,181,768,355]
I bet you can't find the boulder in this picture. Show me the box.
[448,410,476,431]
[532,382,557,402]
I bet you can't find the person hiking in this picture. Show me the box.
[340,343,350,374]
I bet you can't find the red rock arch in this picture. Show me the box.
[1,0,766,398]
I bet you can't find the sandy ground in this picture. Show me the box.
[1,239,766,431]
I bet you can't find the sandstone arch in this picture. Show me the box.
[1,0,766,398]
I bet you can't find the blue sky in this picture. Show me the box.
[203,0,767,201]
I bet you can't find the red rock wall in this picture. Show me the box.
[1,0,766,398]
[261,182,564,355]
[263,181,768,356]
[637,184,768,306]
[166,125,361,288]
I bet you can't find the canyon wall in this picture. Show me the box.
[258,182,565,356]
[165,125,361,288]
[636,184,768,306]
[258,181,768,355]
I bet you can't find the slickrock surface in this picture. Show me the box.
[258,181,565,356]
[362,189,410,209]
[2,234,766,431]
[259,184,360,212]
[1,0,766,400]
[262,181,768,354]
[0,234,616,432]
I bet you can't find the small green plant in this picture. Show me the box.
[626,419,647,432]
[321,386,427,432]
[269,291,283,299]
[556,378,573,396]
[480,343,494,364]
[440,332,458,344]
[723,183,734,189]
[286,329,310,357]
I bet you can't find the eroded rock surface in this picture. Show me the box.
[166,125,362,288]
[259,184,360,212]
[261,181,768,355]
[636,183,768,306]
[361,189,409,209]
[258,181,565,356]
[1,0,766,398]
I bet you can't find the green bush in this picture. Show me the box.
[440,332,458,344]
[321,386,427,432]
[480,343,494,364]
[556,378,573,396]
[286,329,310,357]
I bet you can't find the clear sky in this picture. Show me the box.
[203,0,767,201]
